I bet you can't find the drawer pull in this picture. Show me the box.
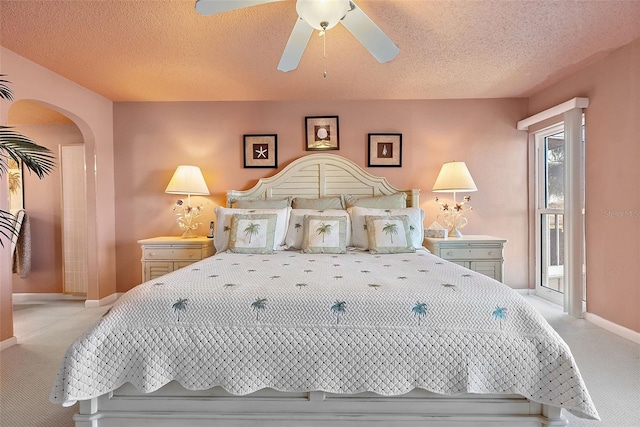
[446,251,453,256]
[189,251,195,258]
[149,252,156,257]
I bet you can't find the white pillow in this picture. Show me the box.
[228,213,277,254]
[301,215,348,254]
[214,206,290,252]
[343,192,407,209]
[348,206,424,250]
[231,198,290,209]
[291,196,344,210]
[365,215,415,254]
[285,209,351,249]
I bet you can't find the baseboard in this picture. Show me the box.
[584,312,640,345]
[514,288,534,296]
[12,293,86,303]
[13,292,121,308]
[527,292,639,344]
[0,336,18,351]
[85,292,121,308]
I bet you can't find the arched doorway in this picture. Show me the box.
[7,100,89,333]
[1,49,117,348]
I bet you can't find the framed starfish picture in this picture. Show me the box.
[243,134,277,168]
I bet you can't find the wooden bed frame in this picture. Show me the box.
[226,153,419,208]
[72,154,568,426]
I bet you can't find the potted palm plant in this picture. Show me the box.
[0,74,56,246]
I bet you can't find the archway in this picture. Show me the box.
[8,100,89,298]
[1,48,117,347]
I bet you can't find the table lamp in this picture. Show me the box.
[432,161,477,237]
[165,165,210,238]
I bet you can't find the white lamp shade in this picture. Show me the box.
[432,161,478,193]
[296,0,350,30]
[165,165,210,196]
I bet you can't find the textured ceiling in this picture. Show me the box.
[1,0,640,102]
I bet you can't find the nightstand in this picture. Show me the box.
[138,236,215,282]
[423,235,506,282]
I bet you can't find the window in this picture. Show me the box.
[536,125,565,303]
[534,116,585,311]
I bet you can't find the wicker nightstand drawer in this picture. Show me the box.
[138,236,215,282]
[440,247,502,260]
[423,235,506,283]
[143,247,204,261]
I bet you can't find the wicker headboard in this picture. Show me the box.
[227,154,419,207]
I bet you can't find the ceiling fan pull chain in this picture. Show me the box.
[323,32,327,78]
[321,21,328,78]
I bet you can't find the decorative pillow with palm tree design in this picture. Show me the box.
[348,207,424,250]
[228,213,278,254]
[214,207,291,252]
[365,215,415,254]
[285,209,351,249]
[301,215,347,254]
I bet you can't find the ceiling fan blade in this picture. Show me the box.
[195,0,284,16]
[277,18,314,72]
[340,1,399,63]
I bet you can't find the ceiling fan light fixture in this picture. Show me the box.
[296,0,350,31]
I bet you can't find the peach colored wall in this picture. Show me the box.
[1,47,115,343]
[528,38,640,332]
[113,98,529,293]
[0,104,11,342]
[10,124,83,294]
[1,48,117,301]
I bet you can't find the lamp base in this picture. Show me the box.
[181,229,197,239]
[448,227,463,238]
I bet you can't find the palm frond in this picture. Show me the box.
[0,127,56,178]
[0,209,18,248]
[0,75,56,248]
[0,75,14,101]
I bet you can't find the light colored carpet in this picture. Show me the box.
[1,301,111,427]
[525,297,640,427]
[1,296,638,426]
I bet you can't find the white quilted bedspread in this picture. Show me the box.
[50,249,599,419]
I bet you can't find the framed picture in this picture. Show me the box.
[243,134,277,168]
[305,116,339,151]
[368,133,402,167]
[8,158,24,210]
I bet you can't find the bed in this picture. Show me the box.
[51,154,599,426]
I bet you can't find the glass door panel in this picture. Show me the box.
[536,127,565,303]
[534,115,586,308]
[541,212,564,294]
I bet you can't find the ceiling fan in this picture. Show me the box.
[195,0,399,72]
